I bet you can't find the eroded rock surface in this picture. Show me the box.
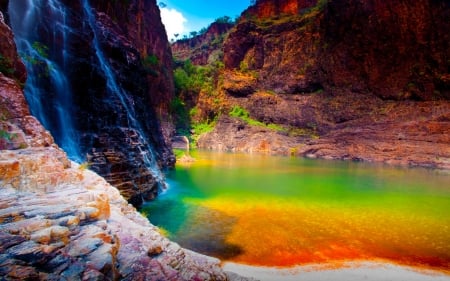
[172,22,234,65]
[198,93,450,169]
[177,0,450,169]
[2,1,175,207]
[0,149,233,280]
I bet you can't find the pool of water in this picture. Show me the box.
[142,151,450,271]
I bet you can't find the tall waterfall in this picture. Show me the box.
[8,0,165,189]
[81,0,164,183]
[8,0,81,161]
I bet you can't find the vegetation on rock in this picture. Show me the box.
[0,53,14,75]
[169,0,450,168]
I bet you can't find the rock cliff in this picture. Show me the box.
[3,0,175,206]
[175,0,450,168]
[91,0,175,123]
[0,11,243,280]
[172,22,234,65]
[224,0,449,99]
[0,12,53,152]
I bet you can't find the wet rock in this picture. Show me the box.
[0,11,26,83]
[2,0,174,207]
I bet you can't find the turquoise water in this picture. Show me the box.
[142,151,450,270]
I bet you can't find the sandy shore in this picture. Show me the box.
[223,261,450,281]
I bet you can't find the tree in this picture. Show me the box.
[190,31,198,38]
[215,16,232,24]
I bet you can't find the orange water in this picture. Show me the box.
[143,151,450,271]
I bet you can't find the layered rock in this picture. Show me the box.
[244,0,317,18]
[0,149,232,280]
[1,11,245,280]
[91,0,175,124]
[199,93,450,169]
[0,13,53,151]
[172,22,234,65]
[177,0,450,168]
[318,0,450,100]
[3,0,175,206]
[224,0,450,99]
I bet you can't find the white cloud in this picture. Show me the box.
[160,7,187,41]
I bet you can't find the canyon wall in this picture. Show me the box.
[1,10,239,281]
[2,0,176,206]
[175,0,450,168]
[91,0,175,122]
[172,22,234,65]
[224,0,449,100]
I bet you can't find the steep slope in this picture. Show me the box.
[174,0,450,168]
[172,21,234,65]
[3,0,175,206]
[0,11,242,280]
[91,1,175,124]
[224,0,449,99]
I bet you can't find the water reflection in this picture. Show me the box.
[143,151,450,270]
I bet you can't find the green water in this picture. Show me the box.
[142,151,450,269]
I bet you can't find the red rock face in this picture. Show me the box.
[184,0,450,168]
[172,22,234,65]
[91,0,174,116]
[320,0,450,100]
[225,0,449,100]
[2,1,175,206]
[0,12,54,150]
[0,11,26,83]
[245,0,317,18]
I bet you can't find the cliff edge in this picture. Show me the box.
[0,11,243,280]
[173,0,450,169]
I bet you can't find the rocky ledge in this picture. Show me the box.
[0,146,247,280]
[198,92,450,169]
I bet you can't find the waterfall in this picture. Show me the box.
[8,0,82,161]
[9,0,166,195]
[81,0,164,184]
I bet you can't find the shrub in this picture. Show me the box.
[229,105,285,132]
[191,120,216,147]
[0,54,14,75]
[32,41,49,58]
[229,105,249,119]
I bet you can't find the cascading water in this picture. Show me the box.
[8,0,167,198]
[8,0,82,161]
[81,0,164,184]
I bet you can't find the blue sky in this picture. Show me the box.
[159,0,252,40]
